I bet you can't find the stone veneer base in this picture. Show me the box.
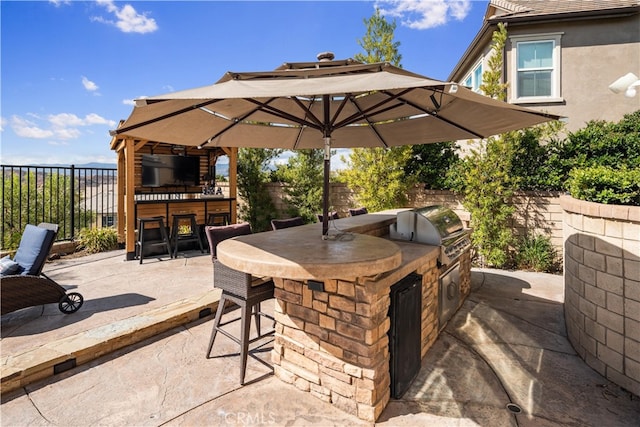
[271,241,470,422]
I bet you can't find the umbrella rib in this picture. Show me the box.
[390,89,486,139]
[199,98,281,148]
[244,98,323,131]
[113,99,222,135]
[332,88,414,129]
[291,96,321,149]
[347,95,389,148]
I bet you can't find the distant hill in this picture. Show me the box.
[214,163,229,177]
[33,162,117,169]
[31,162,230,176]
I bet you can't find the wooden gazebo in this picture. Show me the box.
[110,134,238,260]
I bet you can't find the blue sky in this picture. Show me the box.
[1,0,489,166]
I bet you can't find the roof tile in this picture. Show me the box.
[490,0,639,18]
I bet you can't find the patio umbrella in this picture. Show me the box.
[111,52,561,236]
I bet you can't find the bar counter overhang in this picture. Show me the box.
[216,211,471,422]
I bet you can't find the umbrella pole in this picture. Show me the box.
[322,137,330,237]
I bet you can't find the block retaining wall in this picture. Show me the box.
[262,183,564,260]
[560,195,640,396]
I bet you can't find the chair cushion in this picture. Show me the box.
[0,255,21,276]
[205,223,252,260]
[13,224,55,276]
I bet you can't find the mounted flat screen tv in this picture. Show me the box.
[141,154,200,187]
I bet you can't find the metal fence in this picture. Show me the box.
[1,164,117,249]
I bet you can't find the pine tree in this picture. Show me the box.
[342,9,411,211]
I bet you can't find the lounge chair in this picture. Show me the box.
[1,223,83,315]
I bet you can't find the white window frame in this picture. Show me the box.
[462,59,484,93]
[509,33,563,104]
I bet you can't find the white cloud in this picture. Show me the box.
[375,0,472,30]
[0,117,6,132]
[49,113,84,128]
[49,0,71,7]
[93,0,158,34]
[9,113,116,142]
[11,116,55,139]
[82,76,99,93]
[84,113,113,125]
[122,99,136,106]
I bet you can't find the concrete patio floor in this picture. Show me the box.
[1,249,638,426]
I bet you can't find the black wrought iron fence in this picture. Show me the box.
[1,164,117,250]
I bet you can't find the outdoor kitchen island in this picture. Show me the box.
[216,211,471,422]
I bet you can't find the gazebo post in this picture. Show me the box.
[228,147,238,223]
[116,147,126,245]
[124,138,136,260]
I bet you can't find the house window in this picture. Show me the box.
[102,215,115,227]
[463,61,483,93]
[510,33,563,103]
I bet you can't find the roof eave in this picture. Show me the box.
[447,21,496,82]
[448,5,639,82]
[486,5,640,25]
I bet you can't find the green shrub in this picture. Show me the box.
[77,227,118,254]
[568,166,640,206]
[516,234,556,272]
[458,136,517,268]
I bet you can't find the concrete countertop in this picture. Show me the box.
[216,212,411,280]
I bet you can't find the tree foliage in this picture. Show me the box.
[479,22,508,100]
[2,171,94,250]
[339,146,413,212]
[342,8,412,212]
[237,148,281,232]
[406,142,460,189]
[458,137,517,267]
[452,23,516,267]
[354,8,401,66]
[275,149,324,223]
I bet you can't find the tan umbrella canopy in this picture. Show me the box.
[112,53,561,236]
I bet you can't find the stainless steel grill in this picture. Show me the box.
[390,205,472,331]
[389,205,471,265]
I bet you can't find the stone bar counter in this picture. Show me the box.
[216,212,470,422]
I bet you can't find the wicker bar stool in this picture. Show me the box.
[136,217,172,264]
[206,212,231,226]
[170,213,204,258]
[204,223,275,385]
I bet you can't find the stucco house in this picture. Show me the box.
[449,0,640,132]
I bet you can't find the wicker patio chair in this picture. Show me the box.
[348,207,368,216]
[270,216,305,230]
[204,223,274,385]
[1,223,83,315]
[316,211,339,222]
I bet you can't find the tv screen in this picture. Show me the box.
[141,154,200,187]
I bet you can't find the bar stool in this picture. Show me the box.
[206,212,231,226]
[136,216,172,264]
[204,223,275,385]
[170,213,204,258]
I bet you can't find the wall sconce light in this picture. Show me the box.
[609,72,640,98]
